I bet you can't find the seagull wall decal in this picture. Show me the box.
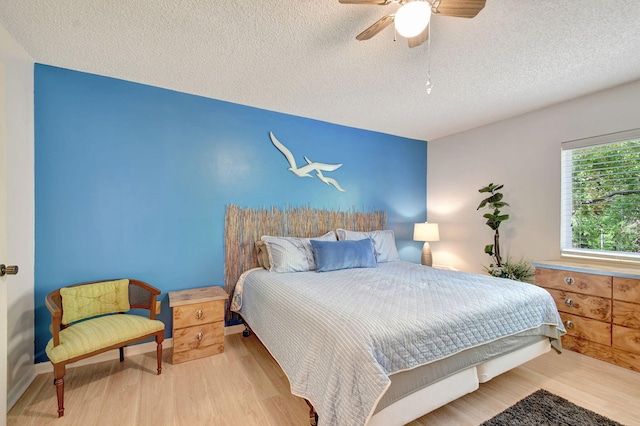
[305,157,346,192]
[269,132,346,192]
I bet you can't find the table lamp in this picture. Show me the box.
[413,222,440,266]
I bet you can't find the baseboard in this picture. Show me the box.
[8,369,37,412]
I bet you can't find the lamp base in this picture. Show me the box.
[421,242,433,267]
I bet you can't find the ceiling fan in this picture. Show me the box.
[339,0,486,48]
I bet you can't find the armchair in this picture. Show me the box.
[44,278,165,417]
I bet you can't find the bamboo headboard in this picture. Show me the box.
[223,204,387,299]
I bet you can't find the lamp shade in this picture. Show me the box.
[413,222,440,242]
[395,1,432,38]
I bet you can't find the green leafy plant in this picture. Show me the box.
[477,183,509,268]
[483,256,534,282]
[477,183,533,282]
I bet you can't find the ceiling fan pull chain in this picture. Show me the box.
[425,22,433,94]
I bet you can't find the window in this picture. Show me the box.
[561,129,640,262]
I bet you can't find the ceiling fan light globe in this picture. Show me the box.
[395,1,431,38]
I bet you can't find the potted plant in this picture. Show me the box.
[477,183,533,282]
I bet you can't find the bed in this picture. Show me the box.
[224,205,565,426]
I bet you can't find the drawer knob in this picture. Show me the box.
[196,332,204,341]
[563,277,575,286]
[564,298,574,307]
[195,309,204,319]
[564,320,575,330]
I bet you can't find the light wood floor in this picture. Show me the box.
[8,333,640,425]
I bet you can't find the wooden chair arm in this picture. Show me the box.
[45,293,61,316]
[128,279,161,320]
[45,291,62,346]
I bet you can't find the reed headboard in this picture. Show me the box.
[223,204,387,299]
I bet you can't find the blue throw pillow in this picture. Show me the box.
[310,239,378,272]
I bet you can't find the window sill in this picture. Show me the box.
[560,249,640,266]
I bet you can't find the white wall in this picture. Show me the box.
[427,79,640,274]
[0,23,35,410]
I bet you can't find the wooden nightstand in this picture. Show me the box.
[168,286,228,364]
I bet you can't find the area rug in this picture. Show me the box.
[480,389,624,426]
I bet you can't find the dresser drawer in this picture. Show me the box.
[535,268,611,298]
[613,300,640,329]
[612,325,640,354]
[173,299,224,329]
[613,277,640,303]
[545,288,611,321]
[560,312,611,346]
[172,321,224,353]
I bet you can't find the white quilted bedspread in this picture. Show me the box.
[232,261,564,426]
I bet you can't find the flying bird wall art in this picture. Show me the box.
[269,132,346,192]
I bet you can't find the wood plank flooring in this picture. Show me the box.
[8,333,640,425]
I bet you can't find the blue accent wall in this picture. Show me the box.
[34,64,427,362]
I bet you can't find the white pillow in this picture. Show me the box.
[335,229,400,263]
[261,231,337,273]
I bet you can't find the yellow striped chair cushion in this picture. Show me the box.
[45,314,165,364]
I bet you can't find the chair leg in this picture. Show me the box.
[156,333,164,375]
[53,364,66,417]
[119,347,124,362]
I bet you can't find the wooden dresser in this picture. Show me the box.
[168,286,228,364]
[534,260,640,372]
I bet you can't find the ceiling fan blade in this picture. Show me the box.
[339,0,389,4]
[356,14,395,41]
[434,0,486,18]
[408,25,429,48]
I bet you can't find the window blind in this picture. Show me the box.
[561,129,640,261]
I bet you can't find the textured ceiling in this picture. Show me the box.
[2,0,640,141]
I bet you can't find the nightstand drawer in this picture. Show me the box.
[172,299,224,329]
[535,268,611,298]
[172,321,224,353]
[560,312,611,346]
[545,288,610,321]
